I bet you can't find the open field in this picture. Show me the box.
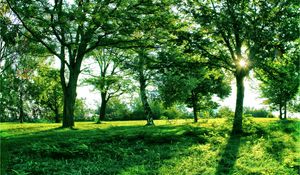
[1,118,299,175]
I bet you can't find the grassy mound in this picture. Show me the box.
[1,118,299,175]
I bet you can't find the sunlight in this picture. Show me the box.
[239,59,247,68]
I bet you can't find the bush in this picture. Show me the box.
[216,106,234,118]
[244,107,273,118]
[102,98,131,121]
[100,97,192,121]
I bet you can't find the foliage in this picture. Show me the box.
[85,48,133,122]
[288,92,300,113]
[178,0,300,133]
[97,97,192,121]
[74,98,92,121]
[7,0,175,127]
[32,61,63,122]
[216,107,234,119]
[157,49,231,122]
[244,107,274,118]
[1,118,299,175]
[98,98,131,121]
[0,55,44,122]
[256,50,300,118]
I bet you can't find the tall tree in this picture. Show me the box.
[85,48,131,123]
[122,49,157,125]
[179,0,300,134]
[7,0,174,127]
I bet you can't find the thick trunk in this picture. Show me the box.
[97,92,107,123]
[62,84,76,127]
[192,92,198,123]
[232,73,245,134]
[62,77,77,128]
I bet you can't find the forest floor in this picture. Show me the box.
[1,118,299,175]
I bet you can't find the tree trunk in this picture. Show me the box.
[138,53,154,126]
[62,76,78,128]
[192,91,198,123]
[54,108,60,123]
[97,92,107,124]
[140,80,154,125]
[284,101,287,119]
[232,73,245,134]
[279,102,283,119]
[19,88,24,123]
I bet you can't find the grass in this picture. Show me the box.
[0,118,299,175]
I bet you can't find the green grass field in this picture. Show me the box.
[1,118,299,175]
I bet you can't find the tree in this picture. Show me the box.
[85,48,131,123]
[122,49,157,125]
[159,60,230,122]
[0,54,41,122]
[33,61,63,123]
[179,0,300,134]
[7,0,174,127]
[256,49,300,119]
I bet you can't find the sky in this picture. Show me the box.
[218,75,267,110]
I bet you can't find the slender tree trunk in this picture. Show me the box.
[19,88,24,123]
[232,73,245,134]
[284,101,287,119]
[140,79,154,125]
[54,108,60,123]
[97,92,107,123]
[279,103,283,119]
[192,92,198,123]
[137,53,154,126]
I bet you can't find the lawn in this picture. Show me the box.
[1,118,299,175]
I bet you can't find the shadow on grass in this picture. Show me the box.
[215,133,241,175]
[2,124,211,175]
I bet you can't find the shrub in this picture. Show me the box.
[216,106,234,118]
[103,98,131,121]
[244,107,273,118]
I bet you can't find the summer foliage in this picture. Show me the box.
[0,0,299,174]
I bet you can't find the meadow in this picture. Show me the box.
[1,118,299,175]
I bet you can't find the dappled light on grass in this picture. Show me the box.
[1,119,299,175]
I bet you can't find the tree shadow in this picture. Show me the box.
[215,133,241,175]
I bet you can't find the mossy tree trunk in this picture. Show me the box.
[138,55,154,126]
